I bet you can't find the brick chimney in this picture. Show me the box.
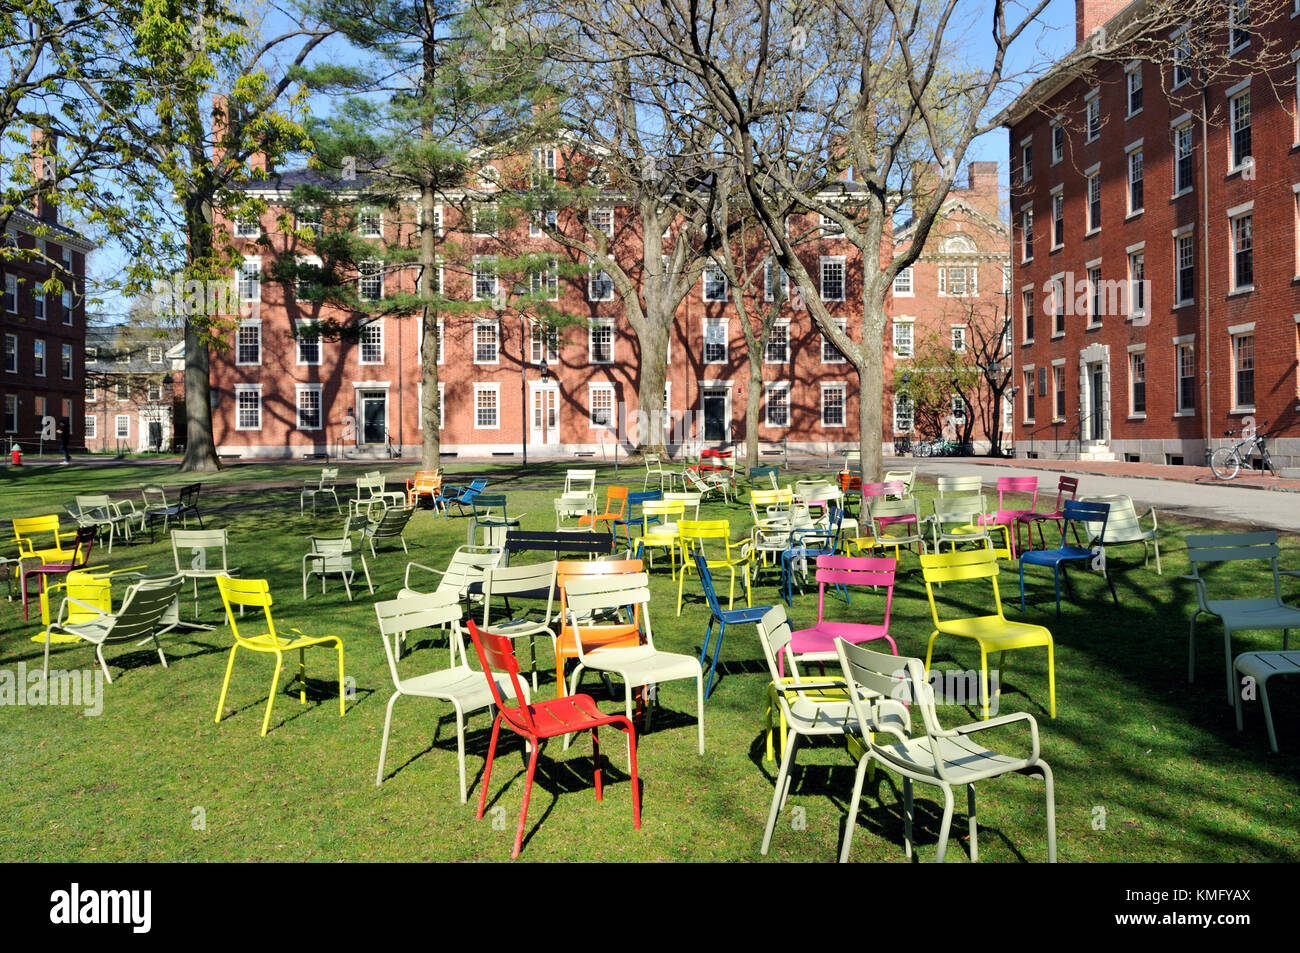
[966,162,1000,218]
[1076,0,1130,45]
[30,128,58,223]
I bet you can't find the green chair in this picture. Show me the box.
[467,493,523,548]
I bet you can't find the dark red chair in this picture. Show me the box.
[22,526,97,622]
[466,619,641,859]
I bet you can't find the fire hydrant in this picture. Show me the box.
[9,443,20,466]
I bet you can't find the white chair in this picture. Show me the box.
[374,590,529,802]
[303,517,373,601]
[171,529,237,627]
[399,546,504,661]
[301,467,342,515]
[480,561,558,694]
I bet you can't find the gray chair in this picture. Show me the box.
[44,575,186,681]
[835,639,1057,863]
[360,505,415,558]
[480,561,558,694]
[171,529,237,625]
[301,467,342,515]
[303,517,373,601]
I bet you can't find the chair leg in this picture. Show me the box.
[1018,558,1027,612]
[454,704,468,804]
[95,644,113,684]
[591,726,603,800]
[967,783,978,862]
[902,777,913,860]
[1041,760,1057,862]
[477,713,504,819]
[1047,641,1056,718]
[979,648,990,720]
[761,730,800,855]
[260,658,283,736]
[1052,566,1062,619]
[839,754,872,863]
[934,784,955,863]
[215,645,239,723]
[1259,677,1280,753]
[337,642,346,717]
[696,672,705,754]
[376,692,399,785]
[512,741,540,859]
[1223,630,1236,708]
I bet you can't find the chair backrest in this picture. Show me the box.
[13,515,63,548]
[1185,531,1283,603]
[797,484,842,505]
[882,467,917,494]
[1052,475,1080,510]
[179,483,202,506]
[835,640,919,750]
[936,475,982,496]
[436,545,504,595]
[466,619,534,733]
[472,493,508,516]
[861,480,906,501]
[754,605,822,694]
[216,576,278,646]
[1061,499,1108,544]
[644,454,664,475]
[642,499,685,525]
[932,493,986,527]
[482,561,558,628]
[599,486,630,518]
[171,529,228,572]
[690,549,728,619]
[1079,494,1141,543]
[556,558,644,631]
[75,494,112,513]
[317,468,339,488]
[356,473,383,497]
[663,491,702,519]
[565,469,597,494]
[140,483,169,508]
[371,505,415,537]
[679,519,735,558]
[64,526,97,566]
[376,589,466,682]
[564,572,654,653]
[867,496,920,531]
[791,506,843,552]
[919,549,1004,625]
[102,575,185,645]
[750,465,781,489]
[814,554,896,627]
[750,487,794,523]
[995,476,1039,511]
[625,490,662,519]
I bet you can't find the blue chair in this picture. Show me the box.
[691,548,773,700]
[438,478,488,519]
[467,492,522,546]
[780,506,844,606]
[612,490,663,547]
[1018,499,1119,618]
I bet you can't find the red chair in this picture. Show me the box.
[466,619,641,859]
[980,476,1039,558]
[1018,476,1080,550]
[785,555,898,677]
[22,526,97,622]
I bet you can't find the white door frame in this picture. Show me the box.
[528,381,560,447]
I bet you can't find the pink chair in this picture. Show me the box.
[860,482,911,528]
[782,555,898,677]
[1018,476,1080,550]
[979,476,1039,558]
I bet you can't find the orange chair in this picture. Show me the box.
[406,469,443,509]
[578,487,629,533]
[554,559,643,697]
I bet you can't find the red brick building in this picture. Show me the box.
[1,138,93,456]
[209,157,881,461]
[83,327,184,453]
[888,162,1012,452]
[1000,0,1300,469]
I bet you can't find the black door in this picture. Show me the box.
[362,394,386,444]
[1090,367,1104,441]
[703,393,727,442]
[148,421,162,451]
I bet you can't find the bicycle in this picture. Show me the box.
[1210,420,1278,480]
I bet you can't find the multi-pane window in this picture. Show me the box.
[1087,265,1103,325]
[530,260,559,301]
[84,416,96,439]
[1128,252,1145,315]
[147,346,162,364]
[474,320,499,364]
[951,326,966,352]
[296,386,322,430]
[821,384,845,427]
[296,207,320,233]
[1177,344,1196,413]
[588,265,614,302]
[236,320,261,364]
[703,317,727,364]
[589,319,614,363]
[529,208,557,237]
[116,414,130,438]
[530,146,556,187]
[1232,213,1253,290]
[360,321,383,364]
[765,260,790,301]
[473,257,498,301]
[1051,121,1064,164]
[893,320,914,357]
[530,322,559,364]
[1173,31,1191,88]
[238,258,260,301]
[4,333,16,372]
[1022,290,1034,341]
[891,267,913,296]
[1229,0,1249,51]
[765,384,790,428]
[893,393,914,433]
[1020,141,1032,183]
[1052,366,1066,418]
[821,318,847,363]
[589,384,615,428]
[296,255,324,302]
[33,339,46,376]
[939,266,978,297]
[703,265,728,302]
[358,260,384,301]
[147,381,162,401]
[4,274,16,312]
[297,326,321,365]
[1234,333,1255,408]
[1024,370,1035,420]
[115,381,129,400]
[62,249,74,312]
[1021,207,1033,260]
[33,288,44,320]
[1175,123,1193,193]
[1130,352,1146,414]
[61,344,72,379]
[234,217,259,238]
[1087,172,1101,231]
[589,208,614,237]
[3,394,15,432]
[236,386,261,430]
[766,322,790,364]
[472,204,498,237]
[1052,192,1064,247]
[1127,150,1143,213]
[1126,67,1143,115]
[820,257,845,302]
[1052,279,1065,335]
[357,208,382,238]
[1230,91,1251,170]
[474,386,499,429]
[1086,95,1101,141]
[1176,233,1195,304]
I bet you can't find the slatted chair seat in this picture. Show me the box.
[1234,650,1300,753]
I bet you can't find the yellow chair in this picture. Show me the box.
[636,499,686,578]
[214,576,346,736]
[919,548,1055,720]
[677,519,752,616]
[13,515,79,564]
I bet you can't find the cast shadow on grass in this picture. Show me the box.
[216,677,374,734]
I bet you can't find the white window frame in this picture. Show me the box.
[236,318,261,365]
[821,318,847,364]
[891,266,913,297]
[531,259,560,301]
[1229,0,1250,53]
[1230,209,1254,293]
[1176,338,1196,415]
[234,384,262,431]
[1127,146,1144,216]
[2,393,15,433]
[1125,64,1143,118]
[359,320,384,365]
[818,212,844,237]
[1129,348,1147,417]
[588,318,615,364]
[147,381,163,402]
[1231,329,1255,412]
[1085,89,1101,143]
[296,384,323,431]
[1229,89,1252,173]
[115,413,130,439]
[764,382,791,428]
[4,274,16,313]
[33,339,46,377]
[765,320,790,365]
[1086,264,1103,327]
[529,208,557,238]
[587,264,614,302]
[765,260,790,301]
[234,216,260,238]
[1050,119,1064,165]
[893,392,914,433]
[357,208,383,238]
[702,264,728,302]
[820,382,846,428]
[295,254,323,303]
[819,256,846,302]
[237,257,261,302]
[588,208,614,238]
[33,286,44,320]
[473,383,500,430]
[1021,206,1033,262]
[1020,136,1033,184]
[62,249,73,311]
[1051,188,1064,249]
[1086,169,1101,234]
[1127,248,1146,319]
[951,325,967,352]
[1174,121,1194,196]
[1175,230,1195,306]
[702,316,728,365]
[3,333,16,373]
[474,319,500,365]
[530,320,559,365]
[358,259,384,302]
[61,343,73,380]
[296,323,322,366]
[472,203,498,237]
[472,256,498,302]
[1172,26,1191,89]
[588,383,616,429]
[893,318,914,358]
[84,415,97,439]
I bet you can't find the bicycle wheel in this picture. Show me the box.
[1210,447,1240,480]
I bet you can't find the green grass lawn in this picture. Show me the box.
[1,460,1297,862]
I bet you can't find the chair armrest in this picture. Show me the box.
[946,710,1040,771]
[403,561,445,590]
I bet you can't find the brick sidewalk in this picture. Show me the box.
[917,455,1300,493]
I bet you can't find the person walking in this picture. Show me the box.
[57,417,71,464]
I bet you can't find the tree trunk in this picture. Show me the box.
[419,182,440,467]
[859,304,887,482]
[178,318,220,472]
[633,322,669,458]
[745,343,762,471]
